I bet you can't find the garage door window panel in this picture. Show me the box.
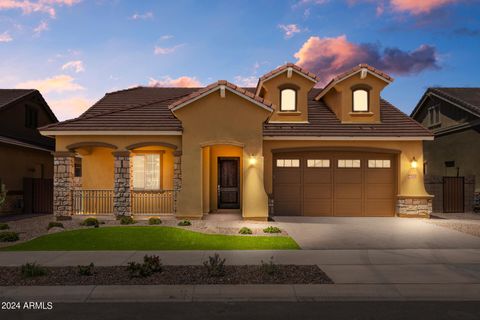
[337,159,361,168]
[307,159,330,168]
[276,159,300,167]
[368,160,391,168]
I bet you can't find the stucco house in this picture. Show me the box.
[40,63,433,220]
[411,87,480,213]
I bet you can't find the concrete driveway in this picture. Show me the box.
[274,217,480,250]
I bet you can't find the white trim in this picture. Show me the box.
[314,68,392,101]
[219,85,226,98]
[255,68,317,96]
[263,136,433,141]
[287,67,293,79]
[40,130,182,136]
[170,85,273,112]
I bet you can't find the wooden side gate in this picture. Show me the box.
[23,178,53,214]
[443,177,464,213]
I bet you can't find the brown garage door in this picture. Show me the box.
[273,151,396,217]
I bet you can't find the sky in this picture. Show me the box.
[0,0,479,120]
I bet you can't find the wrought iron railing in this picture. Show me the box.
[72,189,113,215]
[131,190,175,215]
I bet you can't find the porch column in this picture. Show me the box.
[173,150,182,213]
[53,151,75,218]
[112,151,132,216]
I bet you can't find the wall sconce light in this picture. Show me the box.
[411,157,418,169]
[249,155,257,166]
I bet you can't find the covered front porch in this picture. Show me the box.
[53,140,181,217]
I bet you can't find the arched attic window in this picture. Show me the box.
[352,85,371,112]
[279,85,299,112]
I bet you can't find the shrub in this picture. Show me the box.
[148,217,162,225]
[177,219,191,226]
[238,227,252,235]
[203,253,226,277]
[263,226,281,234]
[261,256,278,276]
[21,262,46,278]
[127,255,162,278]
[0,231,19,242]
[77,263,95,276]
[47,221,64,230]
[120,216,136,225]
[81,218,99,227]
[0,223,9,230]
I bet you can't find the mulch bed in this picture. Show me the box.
[0,265,333,286]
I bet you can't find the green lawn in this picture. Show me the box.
[2,226,299,251]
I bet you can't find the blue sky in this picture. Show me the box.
[0,0,479,120]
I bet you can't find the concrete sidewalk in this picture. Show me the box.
[2,284,480,302]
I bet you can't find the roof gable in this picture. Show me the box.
[411,87,480,119]
[0,89,58,123]
[314,64,394,100]
[255,63,319,96]
[169,80,275,112]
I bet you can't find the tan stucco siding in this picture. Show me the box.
[262,72,315,123]
[173,90,271,219]
[263,140,430,198]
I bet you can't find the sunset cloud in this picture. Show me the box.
[16,74,84,93]
[148,76,202,87]
[234,75,258,87]
[153,44,185,55]
[61,60,84,73]
[48,96,91,120]
[278,24,303,38]
[294,35,439,83]
[0,0,81,18]
[0,31,12,42]
[390,0,459,14]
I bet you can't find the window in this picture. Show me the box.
[276,159,300,167]
[280,88,296,111]
[132,153,161,190]
[368,160,391,168]
[74,157,82,177]
[338,159,361,168]
[25,106,38,129]
[428,106,440,126]
[352,89,369,112]
[307,159,330,168]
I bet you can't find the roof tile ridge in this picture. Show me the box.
[429,88,479,109]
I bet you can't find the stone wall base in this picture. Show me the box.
[396,197,433,218]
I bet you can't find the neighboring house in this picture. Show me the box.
[411,88,480,213]
[40,63,433,220]
[0,89,58,215]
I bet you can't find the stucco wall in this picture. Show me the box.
[0,144,53,191]
[173,89,271,219]
[263,139,430,197]
[423,126,480,192]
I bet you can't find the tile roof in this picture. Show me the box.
[168,80,274,111]
[0,89,36,109]
[428,88,480,116]
[314,64,394,100]
[263,89,432,137]
[257,62,320,83]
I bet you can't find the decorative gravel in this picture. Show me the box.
[0,265,333,286]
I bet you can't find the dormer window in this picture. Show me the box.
[280,88,297,111]
[352,89,369,112]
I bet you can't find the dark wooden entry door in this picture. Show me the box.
[443,177,464,213]
[218,157,240,209]
[23,178,53,214]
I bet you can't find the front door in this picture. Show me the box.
[218,157,240,209]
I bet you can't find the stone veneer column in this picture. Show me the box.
[396,196,433,218]
[113,151,132,217]
[173,150,182,214]
[53,151,75,218]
